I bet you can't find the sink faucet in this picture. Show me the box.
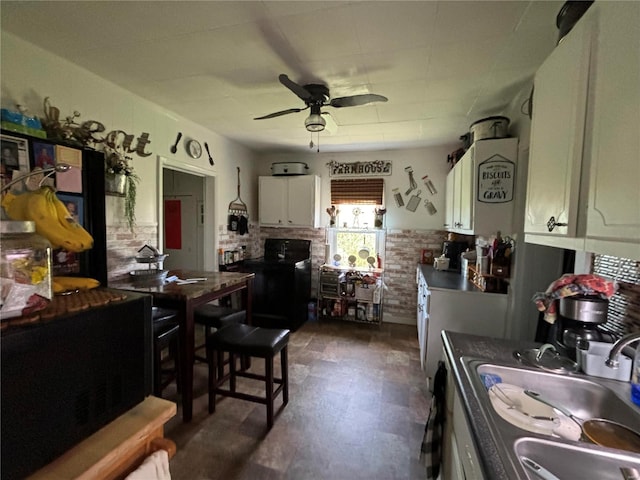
[605,332,640,369]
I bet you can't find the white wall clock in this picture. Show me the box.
[187,139,202,159]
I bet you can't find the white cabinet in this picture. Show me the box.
[525,3,640,259]
[442,353,485,480]
[445,138,518,237]
[524,10,591,245]
[416,267,429,369]
[259,175,321,227]
[583,4,640,259]
[417,268,508,382]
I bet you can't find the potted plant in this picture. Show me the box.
[104,145,139,231]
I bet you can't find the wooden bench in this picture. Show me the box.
[28,396,177,480]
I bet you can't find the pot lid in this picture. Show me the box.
[514,344,578,374]
[470,115,510,128]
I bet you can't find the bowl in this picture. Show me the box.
[129,269,168,286]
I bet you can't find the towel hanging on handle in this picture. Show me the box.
[420,360,447,479]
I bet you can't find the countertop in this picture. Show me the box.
[109,269,254,300]
[441,331,538,479]
[418,264,493,293]
[441,330,638,479]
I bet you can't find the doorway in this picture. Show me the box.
[158,156,217,271]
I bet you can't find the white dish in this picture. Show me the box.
[488,383,580,440]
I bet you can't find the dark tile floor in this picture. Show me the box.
[164,319,430,480]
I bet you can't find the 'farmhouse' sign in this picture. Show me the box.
[327,160,392,177]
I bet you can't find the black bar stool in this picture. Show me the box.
[152,307,180,397]
[206,323,289,430]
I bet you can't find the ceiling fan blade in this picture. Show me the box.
[254,106,307,120]
[279,74,312,102]
[329,94,388,108]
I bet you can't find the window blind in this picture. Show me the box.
[330,178,384,205]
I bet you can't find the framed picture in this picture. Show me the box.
[1,133,30,190]
[55,145,83,193]
[32,141,56,169]
[57,193,84,227]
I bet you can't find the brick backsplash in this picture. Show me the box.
[106,225,159,282]
[105,224,447,324]
[104,224,638,329]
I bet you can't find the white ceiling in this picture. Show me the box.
[0,1,563,154]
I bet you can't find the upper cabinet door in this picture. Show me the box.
[584,3,640,258]
[457,150,474,233]
[444,167,455,229]
[287,175,319,227]
[259,176,286,225]
[525,17,592,237]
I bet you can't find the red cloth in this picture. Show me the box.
[533,274,617,324]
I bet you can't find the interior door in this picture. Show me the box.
[163,194,199,270]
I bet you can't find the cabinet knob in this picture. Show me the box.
[546,216,568,232]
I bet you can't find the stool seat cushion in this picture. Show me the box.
[152,306,179,330]
[209,324,290,357]
[194,305,246,328]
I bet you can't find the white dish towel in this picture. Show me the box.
[125,449,171,480]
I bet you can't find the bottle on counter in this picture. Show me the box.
[632,344,640,406]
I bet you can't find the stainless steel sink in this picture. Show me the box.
[460,357,640,479]
[473,362,640,431]
[515,437,640,479]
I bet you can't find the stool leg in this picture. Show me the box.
[281,346,289,406]
[208,345,217,414]
[173,336,182,394]
[229,351,237,393]
[153,343,162,397]
[266,356,274,429]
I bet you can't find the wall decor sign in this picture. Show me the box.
[327,160,392,177]
[477,154,515,203]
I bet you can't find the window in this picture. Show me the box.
[326,177,386,267]
[326,227,385,269]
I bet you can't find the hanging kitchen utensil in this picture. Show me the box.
[358,235,370,259]
[228,167,248,232]
[204,142,214,165]
[524,390,640,453]
[404,166,417,195]
[406,189,422,212]
[392,188,404,207]
[170,132,182,154]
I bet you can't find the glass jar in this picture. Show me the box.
[0,220,53,318]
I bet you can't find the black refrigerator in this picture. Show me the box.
[1,129,108,285]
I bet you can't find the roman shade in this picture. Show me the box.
[330,178,384,205]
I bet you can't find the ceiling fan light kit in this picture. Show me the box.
[305,113,326,132]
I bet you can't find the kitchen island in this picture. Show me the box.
[441,330,640,479]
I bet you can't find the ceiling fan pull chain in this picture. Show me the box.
[405,166,417,195]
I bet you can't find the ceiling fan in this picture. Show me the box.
[254,74,388,132]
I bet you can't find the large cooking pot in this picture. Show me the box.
[470,116,510,143]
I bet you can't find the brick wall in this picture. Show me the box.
[106,225,159,282]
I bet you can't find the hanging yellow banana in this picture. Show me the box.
[26,189,81,250]
[1,190,32,220]
[46,188,94,249]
